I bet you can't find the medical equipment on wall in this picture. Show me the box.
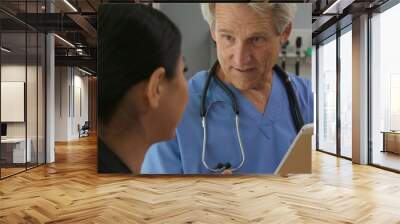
[281,41,289,70]
[295,37,302,76]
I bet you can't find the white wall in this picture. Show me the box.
[1,65,37,137]
[1,65,25,138]
[1,63,46,163]
[72,72,89,138]
[55,67,89,141]
[1,65,26,141]
[55,66,69,141]
[159,3,212,79]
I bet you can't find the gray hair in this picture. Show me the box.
[200,3,297,34]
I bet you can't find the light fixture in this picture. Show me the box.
[76,48,86,56]
[322,0,354,15]
[63,0,78,12]
[54,34,75,48]
[1,47,11,53]
[78,67,93,76]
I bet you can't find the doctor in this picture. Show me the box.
[141,2,313,174]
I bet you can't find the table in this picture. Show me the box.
[1,138,32,164]
[381,131,400,154]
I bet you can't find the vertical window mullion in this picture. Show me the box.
[336,26,341,157]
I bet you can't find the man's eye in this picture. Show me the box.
[222,34,234,42]
[251,36,265,44]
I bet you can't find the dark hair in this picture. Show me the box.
[98,4,182,125]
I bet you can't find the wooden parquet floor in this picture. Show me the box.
[1,135,400,223]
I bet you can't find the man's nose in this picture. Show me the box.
[232,42,252,66]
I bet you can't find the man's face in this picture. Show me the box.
[211,4,290,91]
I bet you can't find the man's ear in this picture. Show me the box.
[210,25,217,42]
[280,23,292,46]
[146,67,166,109]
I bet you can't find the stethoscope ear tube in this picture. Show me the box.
[201,61,239,116]
[273,65,305,132]
[200,62,217,117]
[213,76,239,115]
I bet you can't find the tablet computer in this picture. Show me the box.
[274,123,314,175]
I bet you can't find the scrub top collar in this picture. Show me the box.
[203,70,285,126]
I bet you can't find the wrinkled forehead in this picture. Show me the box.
[214,3,278,35]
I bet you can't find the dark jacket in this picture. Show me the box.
[97,138,131,173]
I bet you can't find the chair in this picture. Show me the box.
[78,121,90,138]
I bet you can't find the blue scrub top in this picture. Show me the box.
[141,70,313,174]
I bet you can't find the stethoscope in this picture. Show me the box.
[200,61,305,173]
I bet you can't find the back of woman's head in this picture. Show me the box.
[98,4,182,125]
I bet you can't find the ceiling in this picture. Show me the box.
[0,0,394,74]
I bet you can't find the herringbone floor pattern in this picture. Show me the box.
[1,136,400,223]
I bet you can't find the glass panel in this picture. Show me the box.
[26,1,39,170]
[0,1,46,178]
[1,30,27,177]
[340,29,352,158]
[38,32,45,165]
[317,36,337,154]
[312,45,316,151]
[27,30,38,169]
[371,3,400,171]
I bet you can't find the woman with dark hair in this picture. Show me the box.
[97,4,188,173]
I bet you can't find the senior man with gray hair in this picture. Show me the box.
[141,3,313,174]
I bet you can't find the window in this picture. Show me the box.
[339,28,352,158]
[370,2,400,171]
[0,1,46,179]
[317,36,337,154]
